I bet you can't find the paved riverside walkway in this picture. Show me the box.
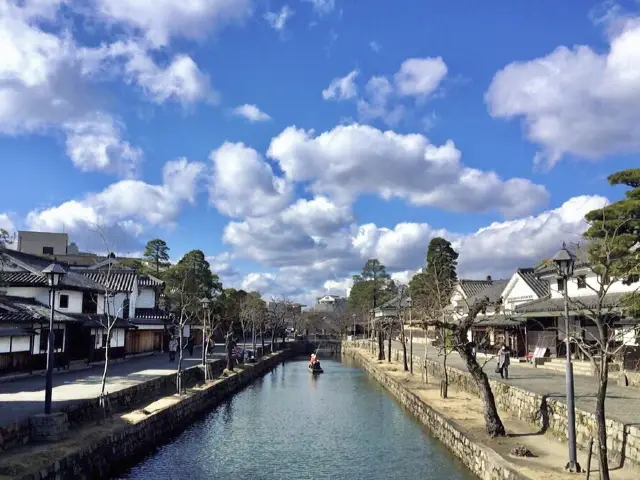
[391,340,640,426]
[0,345,245,426]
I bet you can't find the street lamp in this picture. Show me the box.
[42,263,66,415]
[200,298,211,374]
[553,242,581,473]
[408,299,413,374]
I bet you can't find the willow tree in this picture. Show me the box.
[577,168,640,479]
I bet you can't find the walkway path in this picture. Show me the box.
[391,340,640,426]
[0,344,246,426]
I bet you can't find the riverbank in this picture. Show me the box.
[343,344,639,480]
[0,351,288,480]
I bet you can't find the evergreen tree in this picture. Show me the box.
[144,238,171,274]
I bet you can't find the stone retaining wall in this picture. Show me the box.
[356,341,640,469]
[0,346,274,452]
[15,349,286,480]
[342,346,527,480]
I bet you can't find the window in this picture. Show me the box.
[39,329,64,352]
[42,246,54,255]
[557,278,565,292]
[82,292,97,314]
[58,294,69,309]
[122,298,130,320]
[577,275,587,289]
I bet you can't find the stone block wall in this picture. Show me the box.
[343,347,527,480]
[16,350,286,480]
[0,345,275,452]
[352,341,640,470]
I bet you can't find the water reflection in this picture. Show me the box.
[118,359,474,480]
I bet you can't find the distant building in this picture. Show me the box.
[17,231,69,256]
[313,295,347,312]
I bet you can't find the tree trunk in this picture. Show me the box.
[423,336,429,384]
[252,327,257,355]
[225,331,234,371]
[458,343,505,437]
[596,354,611,480]
[387,324,392,363]
[260,326,265,354]
[400,321,408,372]
[441,327,449,398]
[177,327,184,393]
[377,326,385,360]
[272,326,276,351]
[99,327,111,420]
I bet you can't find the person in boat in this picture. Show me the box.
[309,352,317,368]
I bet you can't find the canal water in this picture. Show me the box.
[117,358,474,480]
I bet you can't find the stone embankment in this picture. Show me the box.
[373,342,640,470]
[0,345,305,480]
[343,345,527,480]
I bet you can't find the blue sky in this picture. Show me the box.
[1,0,639,303]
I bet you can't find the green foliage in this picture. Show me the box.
[411,237,459,320]
[584,168,640,314]
[144,238,171,274]
[348,259,395,312]
[164,249,222,318]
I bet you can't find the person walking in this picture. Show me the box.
[169,336,178,362]
[497,344,510,379]
[187,334,195,357]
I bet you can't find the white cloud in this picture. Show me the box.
[0,213,15,233]
[394,57,448,98]
[84,41,216,105]
[93,0,253,48]
[26,158,205,251]
[0,1,217,175]
[302,0,335,16]
[369,40,381,53]
[63,113,142,177]
[206,252,241,282]
[224,194,608,305]
[231,104,272,122]
[267,123,548,216]
[485,16,640,168]
[322,70,359,101]
[208,142,291,218]
[264,5,294,32]
[357,76,404,126]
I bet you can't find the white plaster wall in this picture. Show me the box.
[90,327,125,348]
[546,270,639,299]
[3,287,83,313]
[98,292,132,319]
[136,288,155,309]
[503,276,538,312]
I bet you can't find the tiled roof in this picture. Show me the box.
[475,315,526,328]
[133,308,170,325]
[534,243,591,275]
[78,269,137,292]
[74,314,138,329]
[515,292,630,314]
[459,279,495,298]
[467,280,509,305]
[517,268,550,298]
[377,293,411,310]
[137,274,164,288]
[0,296,80,324]
[1,250,105,291]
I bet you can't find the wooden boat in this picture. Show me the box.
[309,362,324,374]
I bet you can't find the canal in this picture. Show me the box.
[117,358,474,480]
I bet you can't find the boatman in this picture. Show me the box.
[309,352,316,367]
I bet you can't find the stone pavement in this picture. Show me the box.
[391,340,640,426]
[0,344,240,426]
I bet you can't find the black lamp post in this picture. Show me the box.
[200,298,210,371]
[552,242,581,473]
[42,263,66,415]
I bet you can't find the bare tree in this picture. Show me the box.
[267,296,290,351]
[558,243,640,477]
[395,282,410,372]
[240,291,266,355]
[169,276,198,393]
